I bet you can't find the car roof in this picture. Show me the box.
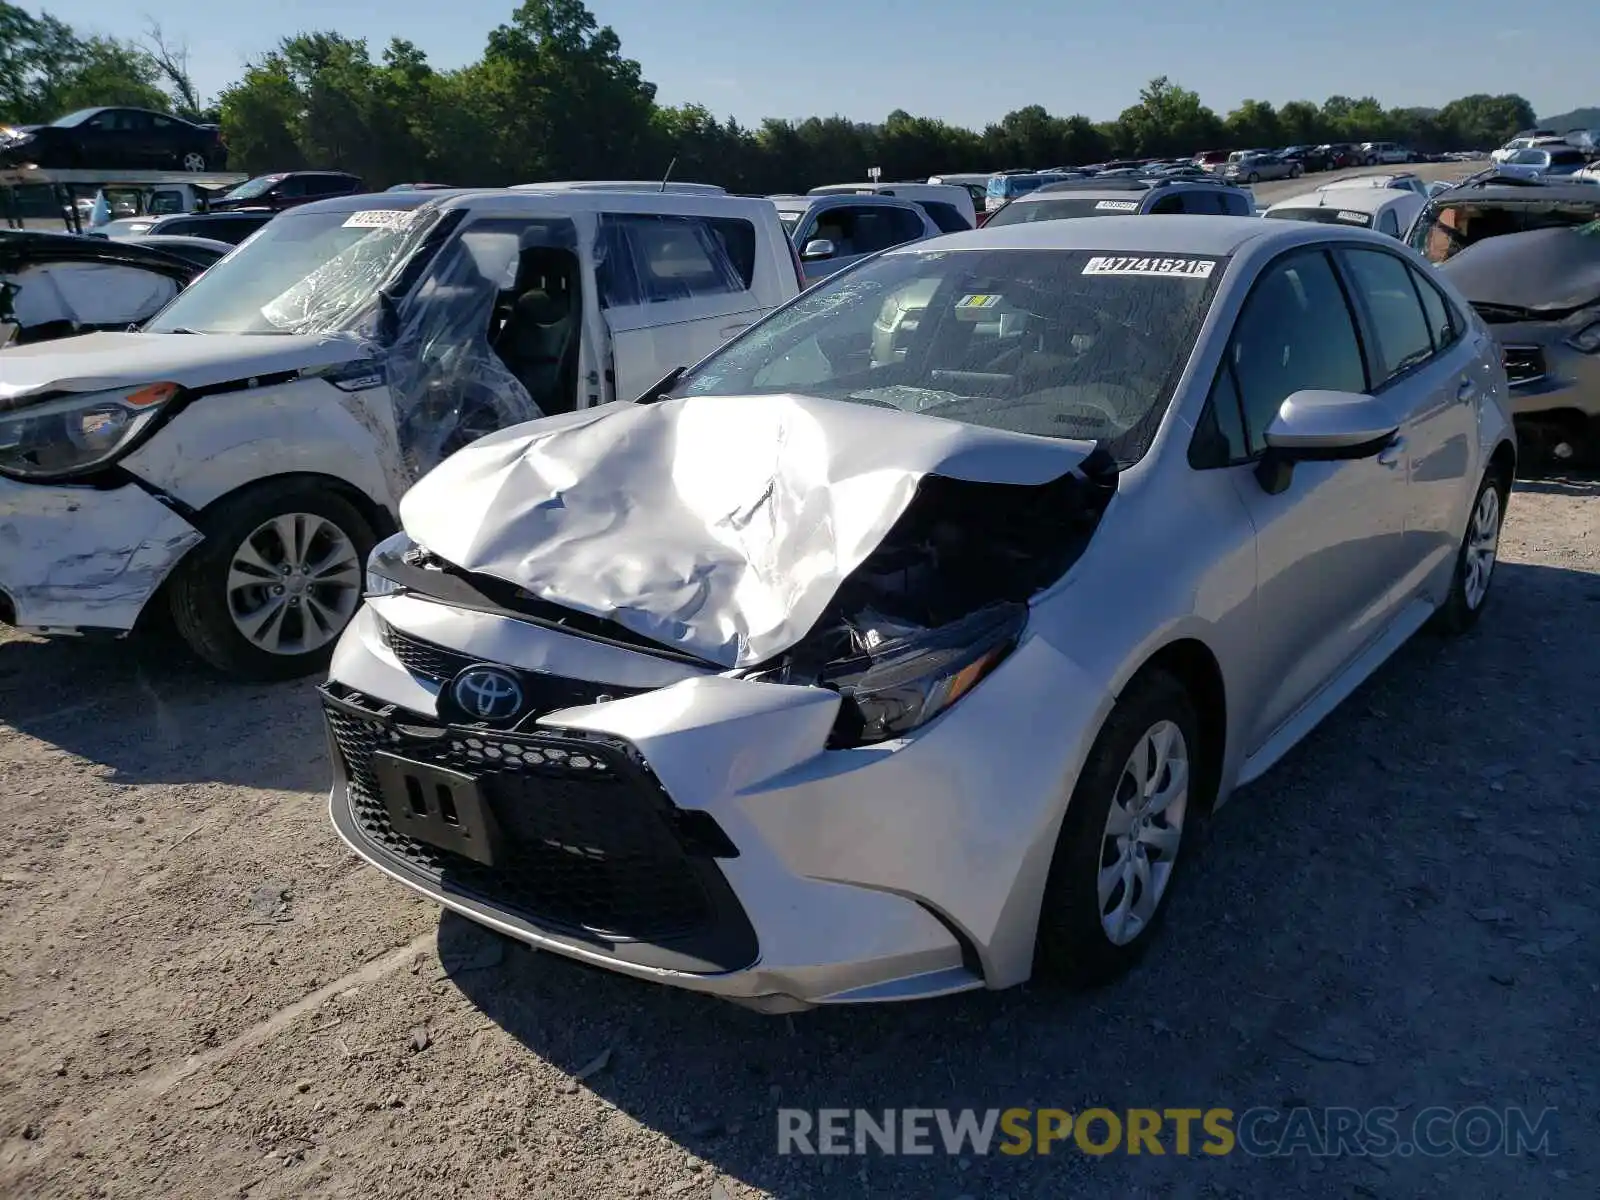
[889,213,1308,257]
[1267,188,1405,214]
[1017,177,1236,202]
[766,193,924,212]
[1435,182,1600,204]
[290,188,784,222]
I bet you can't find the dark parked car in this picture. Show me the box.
[0,230,204,345]
[1316,143,1362,170]
[0,107,226,171]
[1281,145,1334,172]
[207,171,364,212]
[99,210,278,246]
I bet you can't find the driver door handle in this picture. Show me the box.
[1377,436,1406,468]
[1457,377,1477,403]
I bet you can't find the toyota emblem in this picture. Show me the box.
[450,665,525,722]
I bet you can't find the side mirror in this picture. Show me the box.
[801,238,835,261]
[1256,389,1399,493]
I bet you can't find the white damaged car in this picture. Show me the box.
[0,187,798,677]
[324,217,1515,1010]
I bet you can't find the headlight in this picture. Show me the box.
[1565,321,1600,353]
[365,530,413,597]
[824,603,1026,747]
[0,382,179,480]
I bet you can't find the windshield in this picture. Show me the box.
[671,247,1225,464]
[1266,207,1373,227]
[220,175,285,201]
[145,206,440,334]
[1409,200,1600,263]
[984,197,1140,225]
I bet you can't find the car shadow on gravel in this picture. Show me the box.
[1512,472,1600,499]
[438,558,1597,1199]
[0,630,331,790]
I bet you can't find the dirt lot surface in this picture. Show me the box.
[1,472,1596,1200]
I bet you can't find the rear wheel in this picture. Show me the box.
[1034,670,1200,987]
[1247,171,1260,184]
[168,479,375,680]
[179,150,208,172]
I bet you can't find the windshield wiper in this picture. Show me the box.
[636,365,684,404]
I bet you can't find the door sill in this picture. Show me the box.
[1237,597,1434,788]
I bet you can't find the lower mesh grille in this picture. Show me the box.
[325,694,716,940]
[1502,345,1546,387]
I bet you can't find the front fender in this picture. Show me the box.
[118,379,403,514]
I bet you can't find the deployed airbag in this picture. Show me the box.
[399,392,1092,668]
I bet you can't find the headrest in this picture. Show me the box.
[512,289,569,326]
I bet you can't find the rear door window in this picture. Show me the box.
[918,201,972,233]
[597,213,751,306]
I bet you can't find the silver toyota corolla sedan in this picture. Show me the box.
[320,216,1515,1012]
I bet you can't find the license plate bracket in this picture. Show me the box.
[372,752,503,866]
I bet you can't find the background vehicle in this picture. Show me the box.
[207,172,364,212]
[122,234,234,269]
[926,173,992,210]
[1192,150,1230,173]
[807,183,976,231]
[1410,182,1600,465]
[0,187,801,678]
[1317,143,1363,169]
[983,171,1076,211]
[1360,141,1415,165]
[1263,186,1425,238]
[320,215,1513,1010]
[0,229,204,344]
[1279,146,1334,173]
[89,181,219,230]
[768,193,939,285]
[95,210,277,245]
[1497,146,1591,180]
[983,177,1253,226]
[1491,134,1568,164]
[1224,153,1301,184]
[0,107,227,171]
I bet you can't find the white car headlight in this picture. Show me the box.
[0,382,179,480]
[365,530,414,597]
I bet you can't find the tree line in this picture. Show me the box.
[2,0,1543,193]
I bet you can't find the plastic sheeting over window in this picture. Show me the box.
[595,213,750,308]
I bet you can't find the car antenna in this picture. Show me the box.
[660,157,678,193]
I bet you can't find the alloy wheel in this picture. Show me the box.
[225,512,362,656]
[1463,485,1502,610]
[1097,719,1190,946]
[182,151,207,171]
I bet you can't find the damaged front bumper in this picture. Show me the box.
[0,475,200,633]
[324,594,1111,1010]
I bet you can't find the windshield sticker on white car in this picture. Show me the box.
[955,293,1002,309]
[342,210,414,229]
[1094,200,1141,212]
[1081,255,1217,279]
[1337,210,1369,223]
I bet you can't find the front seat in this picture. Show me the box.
[493,247,578,413]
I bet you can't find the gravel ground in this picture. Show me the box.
[1,472,1596,1200]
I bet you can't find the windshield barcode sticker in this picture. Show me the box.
[955,294,1002,309]
[1094,200,1141,212]
[343,210,414,229]
[1337,210,1368,222]
[1082,255,1217,278]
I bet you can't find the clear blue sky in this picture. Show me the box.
[29,0,1599,126]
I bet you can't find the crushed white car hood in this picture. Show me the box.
[0,331,366,406]
[400,393,1092,668]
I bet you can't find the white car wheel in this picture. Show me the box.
[1097,719,1190,946]
[1433,467,1508,635]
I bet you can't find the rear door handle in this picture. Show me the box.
[1377,436,1406,468]
[1456,377,1477,402]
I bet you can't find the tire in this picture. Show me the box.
[1247,172,1260,184]
[1033,669,1202,987]
[1290,164,1303,178]
[168,478,376,681]
[1431,467,1507,635]
[1365,155,1378,166]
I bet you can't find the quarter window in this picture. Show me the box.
[1226,249,1368,452]
[1339,248,1435,384]
[596,213,750,307]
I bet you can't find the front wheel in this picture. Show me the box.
[1034,669,1200,987]
[1247,172,1260,184]
[1290,164,1303,177]
[1431,469,1506,635]
[168,479,376,680]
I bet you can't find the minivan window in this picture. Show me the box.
[597,213,750,306]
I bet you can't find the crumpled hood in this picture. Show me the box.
[400,393,1093,669]
[0,330,368,408]
[1439,226,1600,313]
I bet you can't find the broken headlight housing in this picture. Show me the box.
[1565,321,1600,354]
[364,530,413,597]
[0,382,179,481]
[823,603,1027,747]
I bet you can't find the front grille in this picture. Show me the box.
[325,690,720,941]
[1501,344,1547,387]
[381,623,474,681]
